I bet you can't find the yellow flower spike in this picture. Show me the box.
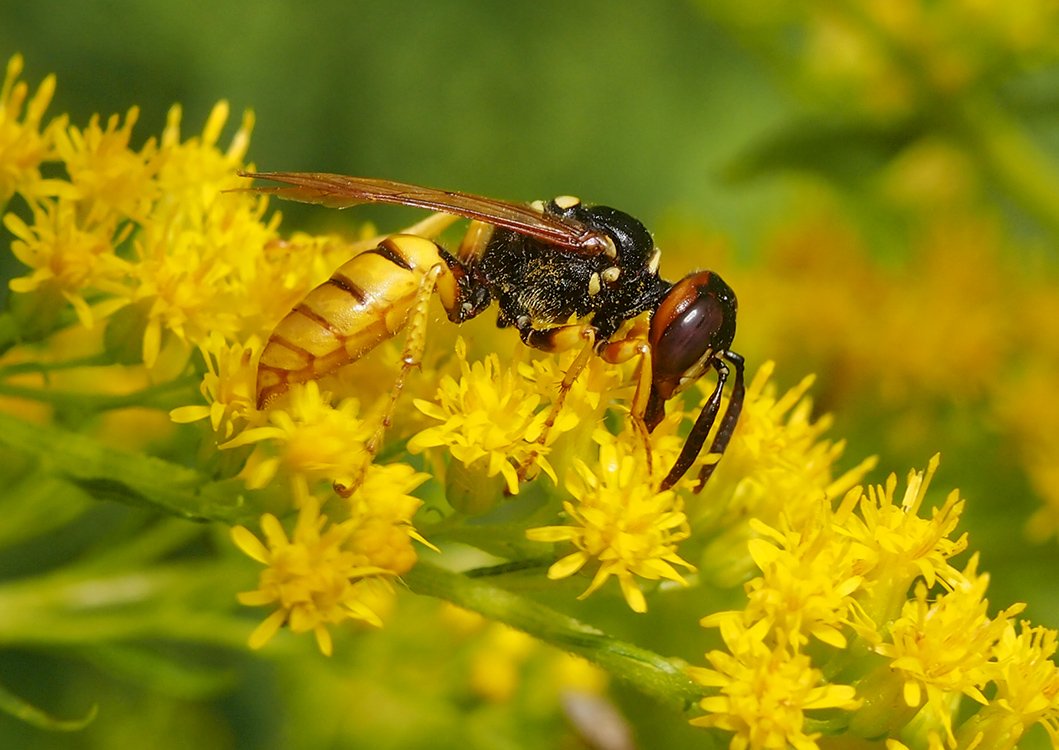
[956,621,1059,749]
[735,507,863,650]
[343,462,435,572]
[231,498,395,655]
[527,433,695,613]
[835,455,968,626]
[691,362,874,587]
[873,555,1026,746]
[53,106,158,224]
[5,200,133,329]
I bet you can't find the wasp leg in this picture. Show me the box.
[658,351,744,492]
[597,325,655,476]
[457,219,495,264]
[691,351,744,492]
[513,322,597,483]
[334,261,451,497]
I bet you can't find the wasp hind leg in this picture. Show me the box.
[657,351,745,493]
[332,227,493,497]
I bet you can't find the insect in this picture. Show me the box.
[243,171,744,492]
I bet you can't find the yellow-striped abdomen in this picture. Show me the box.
[256,234,443,406]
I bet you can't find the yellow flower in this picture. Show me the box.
[52,106,157,224]
[703,502,864,651]
[833,455,968,625]
[0,54,64,202]
[875,556,1026,745]
[955,622,1059,749]
[169,332,262,440]
[344,462,433,574]
[527,431,695,613]
[127,134,270,368]
[231,498,394,656]
[222,380,373,499]
[5,199,132,328]
[408,337,568,495]
[694,361,876,586]
[688,618,860,750]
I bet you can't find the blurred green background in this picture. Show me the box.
[1,0,788,240]
[4,1,1059,748]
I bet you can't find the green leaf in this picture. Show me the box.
[725,117,921,186]
[81,644,236,699]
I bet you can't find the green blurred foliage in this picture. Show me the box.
[0,0,788,243]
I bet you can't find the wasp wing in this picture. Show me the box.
[240,171,611,255]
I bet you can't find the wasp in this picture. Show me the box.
[243,171,744,492]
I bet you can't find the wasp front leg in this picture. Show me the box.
[509,320,599,483]
[594,321,657,476]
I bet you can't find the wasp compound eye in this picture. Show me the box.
[648,271,737,402]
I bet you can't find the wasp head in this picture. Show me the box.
[644,271,737,430]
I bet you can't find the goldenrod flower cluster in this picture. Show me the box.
[3,53,1058,750]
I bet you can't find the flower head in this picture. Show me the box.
[834,454,968,624]
[231,498,395,656]
[0,54,63,202]
[343,461,433,574]
[957,621,1059,749]
[408,337,570,495]
[222,380,373,499]
[688,619,860,750]
[169,332,262,439]
[527,430,695,613]
[703,503,864,651]
[874,556,1025,745]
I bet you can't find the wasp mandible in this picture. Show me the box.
[243,171,744,492]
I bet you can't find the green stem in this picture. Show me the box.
[0,375,199,412]
[0,352,112,376]
[403,561,702,714]
[0,410,258,524]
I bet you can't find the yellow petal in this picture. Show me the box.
[231,525,270,563]
[548,551,589,580]
[248,609,286,650]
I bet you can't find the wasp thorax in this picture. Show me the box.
[648,271,737,401]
